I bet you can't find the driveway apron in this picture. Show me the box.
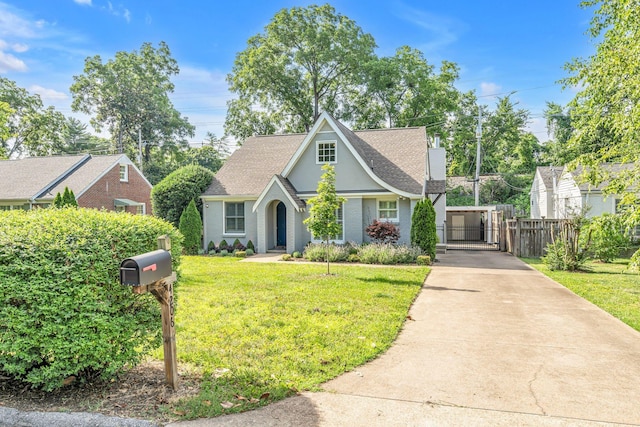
[169,251,640,427]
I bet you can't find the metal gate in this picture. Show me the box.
[445,210,502,251]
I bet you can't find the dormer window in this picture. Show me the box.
[317,140,337,164]
[119,164,129,182]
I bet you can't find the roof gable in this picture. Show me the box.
[282,112,426,197]
[202,113,429,198]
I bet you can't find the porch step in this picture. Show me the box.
[436,243,447,254]
[266,248,287,254]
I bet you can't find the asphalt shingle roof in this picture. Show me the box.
[203,119,429,197]
[0,154,127,201]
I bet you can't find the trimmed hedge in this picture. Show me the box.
[0,208,182,391]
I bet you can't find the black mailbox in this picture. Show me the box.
[120,249,172,286]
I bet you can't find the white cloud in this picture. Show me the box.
[0,4,38,38]
[28,85,69,102]
[393,3,466,52]
[0,51,27,72]
[480,82,502,97]
[73,0,93,5]
[171,65,233,142]
[123,9,131,23]
[12,42,29,53]
[101,2,131,22]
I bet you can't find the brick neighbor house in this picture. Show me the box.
[0,154,152,214]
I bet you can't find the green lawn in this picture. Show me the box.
[523,258,640,332]
[164,256,429,419]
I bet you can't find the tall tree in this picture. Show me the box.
[59,117,112,155]
[0,77,67,158]
[225,4,376,140]
[542,102,574,165]
[349,46,460,131]
[304,164,346,274]
[482,96,540,174]
[70,42,194,168]
[444,91,484,176]
[562,0,640,228]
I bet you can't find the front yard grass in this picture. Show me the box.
[523,258,640,332]
[166,256,428,419]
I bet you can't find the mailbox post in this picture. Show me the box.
[120,235,178,390]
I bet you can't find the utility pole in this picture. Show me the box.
[138,128,143,173]
[474,108,482,206]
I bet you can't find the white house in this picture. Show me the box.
[531,163,634,219]
[201,112,446,253]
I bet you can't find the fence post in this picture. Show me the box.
[515,219,521,257]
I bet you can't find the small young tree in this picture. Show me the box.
[410,198,437,260]
[304,164,346,274]
[53,187,78,208]
[179,199,203,255]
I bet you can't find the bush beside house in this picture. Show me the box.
[151,165,213,227]
[410,198,437,260]
[0,208,182,391]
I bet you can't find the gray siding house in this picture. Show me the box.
[201,112,446,253]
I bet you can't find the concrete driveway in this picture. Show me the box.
[169,251,640,427]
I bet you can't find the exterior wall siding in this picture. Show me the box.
[286,132,384,193]
[77,164,152,214]
[202,200,257,252]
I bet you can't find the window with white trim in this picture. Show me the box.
[225,202,245,234]
[119,164,129,182]
[317,141,337,164]
[378,200,398,221]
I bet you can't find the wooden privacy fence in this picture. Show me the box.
[503,219,564,258]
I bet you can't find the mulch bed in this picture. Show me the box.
[0,361,201,423]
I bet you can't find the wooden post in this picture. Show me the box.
[150,274,178,390]
[131,235,178,390]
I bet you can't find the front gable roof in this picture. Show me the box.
[281,112,426,197]
[202,113,429,198]
[253,175,306,212]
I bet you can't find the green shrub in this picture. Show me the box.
[282,254,292,261]
[629,248,640,273]
[207,241,216,253]
[151,165,213,227]
[219,239,229,251]
[585,214,631,262]
[246,240,255,252]
[245,248,254,256]
[234,251,247,258]
[358,243,422,264]
[542,217,590,271]
[303,243,349,262]
[0,208,182,391]
[220,249,229,256]
[292,251,302,258]
[416,255,431,265]
[347,254,360,263]
[179,199,203,255]
[410,198,437,260]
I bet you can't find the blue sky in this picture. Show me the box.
[0,0,596,145]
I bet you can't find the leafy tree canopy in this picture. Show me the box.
[225,4,376,140]
[0,77,67,158]
[70,41,194,170]
[562,0,640,227]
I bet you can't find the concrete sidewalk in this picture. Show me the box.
[168,251,640,427]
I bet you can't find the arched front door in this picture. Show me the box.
[276,202,286,247]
